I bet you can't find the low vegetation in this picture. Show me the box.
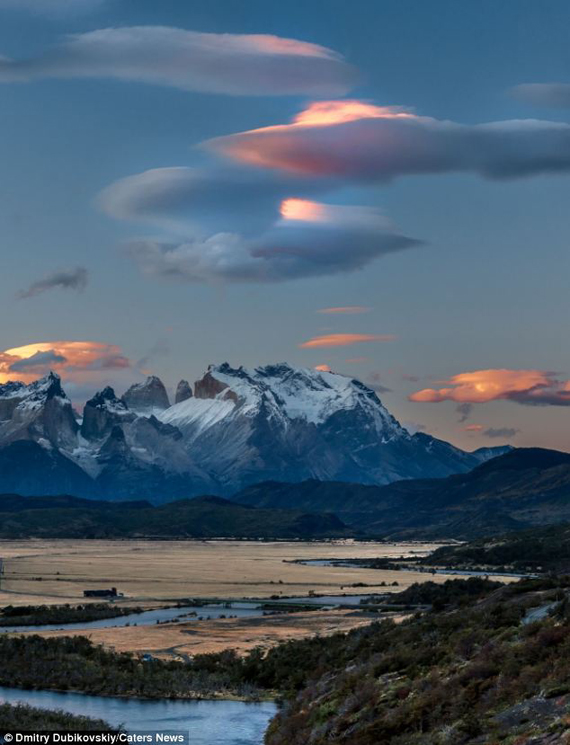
[5,577,570,741]
[425,522,570,574]
[0,603,137,627]
[0,702,117,731]
[0,493,348,539]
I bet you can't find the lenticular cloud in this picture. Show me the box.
[206,100,570,180]
[125,200,421,284]
[0,26,358,96]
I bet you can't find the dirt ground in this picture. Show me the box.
[21,608,398,660]
[0,538,461,605]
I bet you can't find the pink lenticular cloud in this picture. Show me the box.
[299,333,395,349]
[410,368,570,406]
[0,28,358,96]
[317,306,371,315]
[206,99,570,181]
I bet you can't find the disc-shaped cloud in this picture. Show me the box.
[410,369,570,406]
[126,199,421,284]
[0,341,130,385]
[0,27,357,96]
[206,99,570,180]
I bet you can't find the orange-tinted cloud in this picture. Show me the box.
[206,99,570,181]
[317,306,371,315]
[462,424,484,432]
[291,100,414,127]
[410,368,570,406]
[280,198,327,222]
[0,341,131,385]
[314,364,331,372]
[299,333,395,349]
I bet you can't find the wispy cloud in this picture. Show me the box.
[207,98,570,181]
[410,369,570,406]
[368,372,392,394]
[456,402,473,423]
[17,266,88,300]
[317,306,371,314]
[483,427,519,438]
[299,333,395,349]
[511,83,570,108]
[0,27,357,96]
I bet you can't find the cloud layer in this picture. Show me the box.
[0,26,357,96]
[17,266,88,299]
[206,99,570,181]
[410,369,570,406]
[126,199,421,284]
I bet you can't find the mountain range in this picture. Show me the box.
[0,493,348,540]
[235,448,570,538]
[0,363,508,501]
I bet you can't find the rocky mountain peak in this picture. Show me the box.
[175,380,193,404]
[123,375,170,413]
[81,385,131,441]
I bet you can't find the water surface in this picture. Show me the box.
[0,686,276,744]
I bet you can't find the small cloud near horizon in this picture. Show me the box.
[317,306,371,314]
[299,333,395,349]
[410,368,570,407]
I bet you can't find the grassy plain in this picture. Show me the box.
[0,539,517,658]
[0,538,455,605]
[23,608,393,660]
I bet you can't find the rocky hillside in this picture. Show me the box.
[261,577,570,745]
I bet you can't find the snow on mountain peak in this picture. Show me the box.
[161,361,405,435]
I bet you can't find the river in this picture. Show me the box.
[0,603,264,634]
[0,687,277,744]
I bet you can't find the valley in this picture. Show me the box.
[0,539,498,661]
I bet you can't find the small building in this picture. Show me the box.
[83,587,118,598]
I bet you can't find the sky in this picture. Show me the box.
[0,0,569,452]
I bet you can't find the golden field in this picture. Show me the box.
[0,538,462,605]
[25,608,396,660]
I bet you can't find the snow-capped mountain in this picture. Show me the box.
[0,364,509,501]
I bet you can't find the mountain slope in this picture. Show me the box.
[0,493,349,539]
[235,448,570,538]
[158,363,506,491]
[0,365,508,501]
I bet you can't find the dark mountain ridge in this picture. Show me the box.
[234,447,570,538]
[0,492,349,539]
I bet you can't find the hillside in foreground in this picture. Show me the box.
[4,578,570,743]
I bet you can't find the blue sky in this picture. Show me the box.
[0,0,569,451]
